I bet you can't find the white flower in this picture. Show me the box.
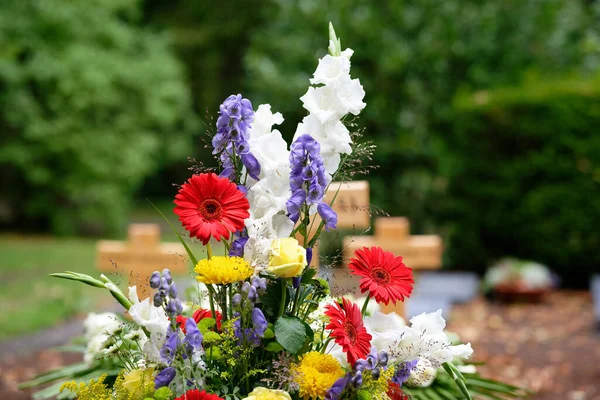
[127,286,169,337]
[251,104,284,139]
[83,312,120,341]
[406,359,438,388]
[363,311,405,353]
[310,54,351,86]
[84,333,109,365]
[244,212,294,268]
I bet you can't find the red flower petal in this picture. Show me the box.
[174,173,250,245]
[348,246,414,305]
[324,297,372,366]
[175,389,224,400]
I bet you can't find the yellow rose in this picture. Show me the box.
[121,368,154,397]
[268,238,307,278]
[244,387,292,400]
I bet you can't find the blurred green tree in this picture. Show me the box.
[245,0,595,232]
[0,0,198,235]
[244,0,600,285]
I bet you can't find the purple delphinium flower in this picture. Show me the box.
[286,134,337,229]
[184,318,203,349]
[154,367,176,389]
[392,359,419,387]
[317,202,338,231]
[251,308,268,337]
[212,94,260,182]
[325,375,350,400]
[229,232,249,257]
[160,328,180,365]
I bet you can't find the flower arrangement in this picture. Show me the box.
[22,24,529,400]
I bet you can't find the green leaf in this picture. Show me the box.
[19,363,91,388]
[265,342,284,352]
[274,316,307,354]
[301,268,317,283]
[261,279,288,318]
[263,328,275,339]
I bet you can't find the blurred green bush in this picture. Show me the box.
[0,0,197,235]
[444,75,600,287]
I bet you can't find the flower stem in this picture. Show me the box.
[361,294,371,316]
[206,242,213,260]
[279,279,287,317]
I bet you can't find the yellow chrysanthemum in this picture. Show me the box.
[292,351,344,400]
[195,256,254,285]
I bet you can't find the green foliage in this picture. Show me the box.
[274,316,307,354]
[0,0,197,235]
[445,74,600,287]
[246,0,597,232]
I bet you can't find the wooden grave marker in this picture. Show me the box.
[97,224,188,298]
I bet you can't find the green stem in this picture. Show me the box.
[279,279,288,317]
[291,283,302,316]
[206,242,213,260]
[361,294,371,316]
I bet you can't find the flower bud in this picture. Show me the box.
[232,293,242,307]
[251,275,267,293]
[160,277,169,291]
[165,300,177,316]
[371,367,380,380]
[242,281,252,294]
[351,371,363,388]
[149,272,161,289]
[378,351,388,366]
[168,284,178,299]
[267,238,307,278]
[247,286,258,303]
[175,299,183,314]
[153,292,164,307]
[162,269,173,284]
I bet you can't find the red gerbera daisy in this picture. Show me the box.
[174,173,250,245]
[324,297,372,366]
[177,308,223,333]
[175,389,224,400]
[348,246,414,305]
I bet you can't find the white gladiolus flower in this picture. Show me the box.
[363,311,406,353]
[310,54,351,86]
[127,286,169,337]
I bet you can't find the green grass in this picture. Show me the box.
[0,235,111,340]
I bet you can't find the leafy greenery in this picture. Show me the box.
[443,74,600,287]
[0,0,197,235]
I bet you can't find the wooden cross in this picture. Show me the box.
[297,180,372,267]
[97,224,188,298]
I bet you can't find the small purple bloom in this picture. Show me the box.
[153,292,163,307]
[184,318,203,349]
[393,359,419,387]
[232,293,242,307]
[159,277,169,291]
[247,286,258,303]
[371,367,381,380]
[286,189,306,223]
[168,284,178,299]
[160,329,180,364]
[236,184,248,195]
[307,183,324,204]
[251,308,268,337]
[325,376,349,400]
[165,300,178,317]
[241,153,261,180]
[149,272,161,289]
[378,350,389,367]
[306,247,313,265]
[251,275,267,293]
[154,367,176,389]
[351,370,363,388]
[229,236,248,257]
[318,202,338,231]
[292,276,301,289]
[162,269,173,284]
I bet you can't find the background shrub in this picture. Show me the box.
[0,0,197,235]
[443,75,600,287]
